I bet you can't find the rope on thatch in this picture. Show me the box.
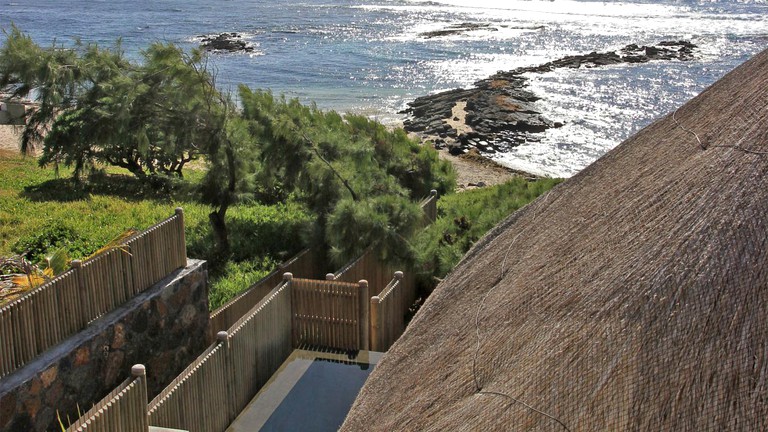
[471,191,572,432]
[672,108,705,150]
[674,105,768,155]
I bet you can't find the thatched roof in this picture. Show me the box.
[342,49,768,431]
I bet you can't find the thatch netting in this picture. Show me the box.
[342,49,768,431]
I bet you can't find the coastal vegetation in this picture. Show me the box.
[413,177,561,289]
[0,27,558,308]
[0,150,311,308]
[0,27,454,305]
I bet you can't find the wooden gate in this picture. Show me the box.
[291,278,369,351]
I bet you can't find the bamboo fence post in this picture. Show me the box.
[358,280,369,351]
[394,270,404,325]
[370,296,381,352]
[131,364,149,432]
[216,330,238,425]
[284,273,294,347]
[175,207,187,265]
[70,260,89,327]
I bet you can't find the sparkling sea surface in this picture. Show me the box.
[2,0,767,177]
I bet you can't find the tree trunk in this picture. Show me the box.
[207,138,237,262]
[209,207,229,260]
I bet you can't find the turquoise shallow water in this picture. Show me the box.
[2,0,766,176]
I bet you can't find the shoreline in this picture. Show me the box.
[401,40,699,182]
[409,100,540,191]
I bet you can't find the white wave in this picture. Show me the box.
[370,0,768,44]
[373,0,680,17]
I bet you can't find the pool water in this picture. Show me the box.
[227,350,382,432]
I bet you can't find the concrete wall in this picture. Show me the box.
[0,260,210,432]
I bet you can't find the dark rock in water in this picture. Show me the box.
[199,33,254,53]
[420,23,497,39]
[517,41,697,73]
[448,144,466,156]
[620,40,696,62]
[403,40,699,157]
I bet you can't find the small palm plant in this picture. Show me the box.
[0,229,137,306]
[0,250,68,305]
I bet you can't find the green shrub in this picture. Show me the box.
[227,202,310,263]
[12,223,91,264]
[0,152,305,307]
[413,177,562,291]
[208,258,278,310]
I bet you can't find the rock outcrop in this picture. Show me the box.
[402,41,697,155]
[419,23,498,39]
[419,22,545,39]
[198,33,255,53]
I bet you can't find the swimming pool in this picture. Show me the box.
[227,349,382,432]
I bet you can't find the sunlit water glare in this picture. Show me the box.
[2,0,766,176]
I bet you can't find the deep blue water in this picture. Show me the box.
[261,358,372,431]
[2,0,767,176]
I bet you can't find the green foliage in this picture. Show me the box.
[208,258,278,310]
[238,88,456,265]
[0,151,310,308]
[1,28,465,307]
[344,114,455,198]
[0,26,226,179]
[11,223,88,264]
[413,177,562,288]
[185,202,311,267]
[326,195,422,265]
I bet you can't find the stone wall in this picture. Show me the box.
[0,259,209,432]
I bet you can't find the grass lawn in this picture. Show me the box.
[0,149,310,309]
[1,148,561,308]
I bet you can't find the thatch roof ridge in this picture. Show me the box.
[342,48,768,431]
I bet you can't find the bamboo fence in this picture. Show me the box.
[146,341,231,432]
[333,248,390,298]
[210,190,438,344]
[75,271,400,431]
[209,248,320,340]
[46,191,439,431]
[148,277,293,432]
[226,277,293,413]
[0,209,187,379]
[291,278,368,351]
[370,271,414,352]
[66,365,149,432]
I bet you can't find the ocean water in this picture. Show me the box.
[2,0,766,177]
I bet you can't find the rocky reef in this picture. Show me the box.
[419,22,545,39]
[198,33,255,53]
[419,23,498,39]
[402,41,697,156]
